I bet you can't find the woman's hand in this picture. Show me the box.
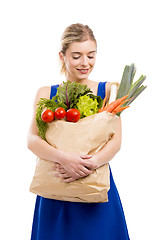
[53,153,98,182]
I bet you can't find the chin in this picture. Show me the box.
[76,69,92,80]
[77,75,89,82]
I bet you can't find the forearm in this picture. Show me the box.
[94,137,121,168]
[94,116,122,168]
[27,134,63,163]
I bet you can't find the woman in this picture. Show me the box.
[28,23,130,240]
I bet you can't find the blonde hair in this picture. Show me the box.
[60,23,97,75]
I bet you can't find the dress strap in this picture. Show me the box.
[50,84,59,99]
[97,81,107,99]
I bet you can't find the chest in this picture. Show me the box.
[89,82,99,96]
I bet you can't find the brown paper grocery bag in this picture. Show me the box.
[30,111,119,203]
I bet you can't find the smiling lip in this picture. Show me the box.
[77,69,89,74]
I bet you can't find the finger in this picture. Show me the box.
[77,170,88,177]
[83,161,98,170]
[55,167,67,174]
[80,154,93,159]
[59,173,70,178]
[55,163,63,168]
[59,168,66,174]
[79,166,93,175]
[74,170,92,179]
[56,173,77,181]
[54,162,59,167]
[53,166,61,172]
[54,173,59,177]
[54,173,67,178]
[62,177,76,183]
[54,162,64,169]
[55,164,65,171]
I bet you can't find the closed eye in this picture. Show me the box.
[72,55,95,60]
[72,56,80,59]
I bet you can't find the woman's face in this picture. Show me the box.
[60,39,97,82]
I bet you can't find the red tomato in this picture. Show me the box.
[55,107,66,120]
[41,109,54,123]
[66,109,81,122]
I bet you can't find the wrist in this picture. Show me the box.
[91,155,100,169]
[92,154,108,168]
[54,149,65,164]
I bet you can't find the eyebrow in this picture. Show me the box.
[71,50,97,54]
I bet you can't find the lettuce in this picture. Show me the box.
[76,95,98,118]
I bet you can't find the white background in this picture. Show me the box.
[0,0,160,239]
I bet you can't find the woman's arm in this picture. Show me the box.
[27,86,63,162]
[27,86,97,180]
[92,81,122,167]
[55,117,122,182]
[92,116,122,168]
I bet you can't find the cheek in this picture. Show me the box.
[66,59,79,70]
[90,59,96,68]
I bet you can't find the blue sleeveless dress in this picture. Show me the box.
[31,82,130,240]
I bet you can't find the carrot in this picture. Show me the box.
[105,94,130,112]
[112,105,130,115]
[98,92,108,113]
[98,93,129,113]
[102,94,108,108]
[111,97,132,111]
[111,97,132,114]
[98,107,106,113]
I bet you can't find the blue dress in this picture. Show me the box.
[31,82,130,240]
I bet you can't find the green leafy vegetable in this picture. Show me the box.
[36,96,67,140]
[76,95,98,118]
[36,81,103,139]
[87,93,103,110]
[56,81,92,109]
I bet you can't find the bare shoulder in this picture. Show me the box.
[36,86,51,99]
[87,80,99,95]
[33,86,51,110]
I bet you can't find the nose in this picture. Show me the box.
[80,55,88,67]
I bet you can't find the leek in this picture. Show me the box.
[116,63,147,116]
[125,85,147,106]
[109,83,118,104]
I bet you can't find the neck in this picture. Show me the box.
[65,75,89,85]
